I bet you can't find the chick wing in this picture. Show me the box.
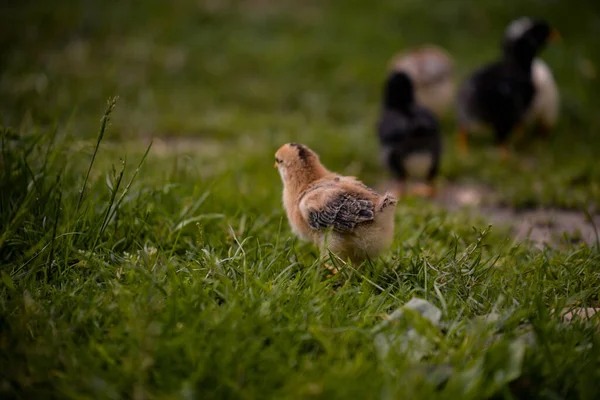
[299,183,375,233]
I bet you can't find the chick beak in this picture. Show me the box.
[550,28,561,42]
[274,161,278,169]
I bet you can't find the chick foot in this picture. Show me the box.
[323,263,340,278]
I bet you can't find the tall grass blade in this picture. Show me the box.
[76,96,118,212]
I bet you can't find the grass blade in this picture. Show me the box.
[76,96,118,212]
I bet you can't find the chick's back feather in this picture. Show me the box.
[458,62,535,132]
[299,179,379,233]
[379,107,438,146]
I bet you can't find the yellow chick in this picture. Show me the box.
[274,143,397,265]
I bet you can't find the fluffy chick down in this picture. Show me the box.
[275,143,397,264]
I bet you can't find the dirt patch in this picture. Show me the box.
[561,307,600,323]
[437,183,600,248]
[482,207,600,249]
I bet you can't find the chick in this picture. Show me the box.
[390,45,455,117]
[456,18,558,157]
[378,71,442,198]
[526,59,559,137]
[274,143,397,265]
[503,18,560,137]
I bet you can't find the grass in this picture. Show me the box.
[1,0,600,398]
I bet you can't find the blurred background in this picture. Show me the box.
[1,0,600,208]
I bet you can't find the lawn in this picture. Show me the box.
[1,0,600,399]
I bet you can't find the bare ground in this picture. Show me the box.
[437,183,600,249]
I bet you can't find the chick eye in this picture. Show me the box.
[275,157,282,164]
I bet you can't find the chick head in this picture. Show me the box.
[384,71,415,110]
[274,143,320,183]
[503,18,558,62]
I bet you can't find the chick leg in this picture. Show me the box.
[410,157,439,198]
[323,263,339,277]
[495,126,512,162]
[319,246,342,278]
[456,127,469,156]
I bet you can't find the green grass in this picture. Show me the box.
[2,1,600,399]
[2,0,600,207]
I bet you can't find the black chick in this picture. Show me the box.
[456,19,556,157]
[378,71,442,198]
